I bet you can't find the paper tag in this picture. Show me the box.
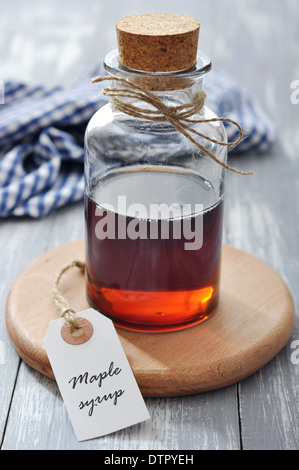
[44,308,150,442]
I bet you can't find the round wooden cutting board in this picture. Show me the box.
[5,239,295,397]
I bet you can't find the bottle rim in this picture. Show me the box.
[104,48,211,79]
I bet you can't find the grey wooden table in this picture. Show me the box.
[0,0,298,451]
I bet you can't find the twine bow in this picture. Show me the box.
[52,259,86,333]
[92,75,253,175]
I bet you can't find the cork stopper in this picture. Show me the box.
[116,13,200,72]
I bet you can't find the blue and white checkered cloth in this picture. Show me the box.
[0,67,276,218]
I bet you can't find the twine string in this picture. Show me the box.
[52,259,86,333]
[92,76,253,176]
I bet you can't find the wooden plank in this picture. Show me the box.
[218,0,299,450]
[225,151,299,449]
[0,216,53,444]
[2,363,240,450]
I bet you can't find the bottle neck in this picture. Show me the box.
[104,48,210,110]
[110,75,204,113]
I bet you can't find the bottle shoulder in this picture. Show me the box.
[86,102,226,142]
[84,100,227,194]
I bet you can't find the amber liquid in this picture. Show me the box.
[85,170,223,331]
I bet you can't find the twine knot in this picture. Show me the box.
[52,259,86,333]
[92,75,253,175]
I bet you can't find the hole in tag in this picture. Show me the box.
[71,328,84,338]
[61,317,94,345]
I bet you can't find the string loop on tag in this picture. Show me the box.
[52,259,86,333]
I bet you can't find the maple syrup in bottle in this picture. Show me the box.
[85,169,224,331]
[84,14,227,331]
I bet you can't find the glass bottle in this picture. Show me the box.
[84,15,227,332]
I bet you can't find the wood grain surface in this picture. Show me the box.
[5,240,294,396]
[0,0,298,450]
